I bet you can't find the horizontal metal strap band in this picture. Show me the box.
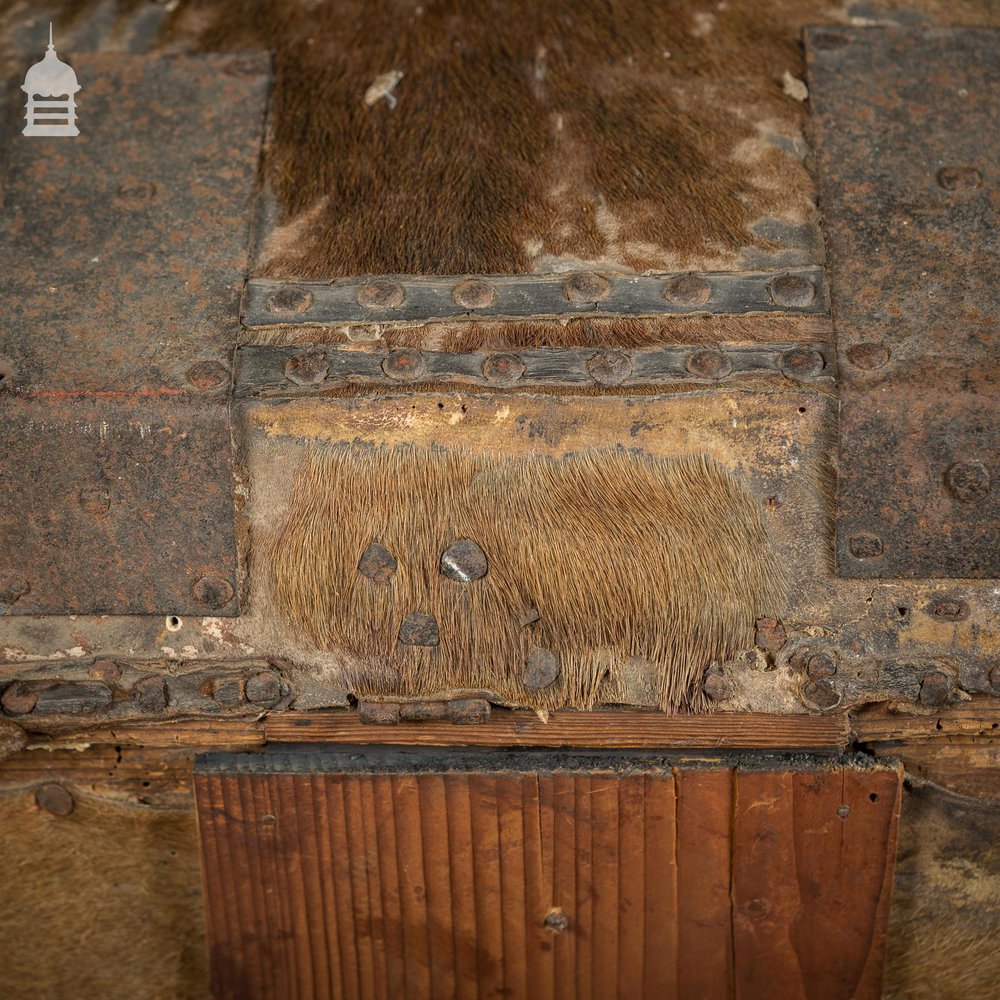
[235,342,835,395]
[242,268,828,326]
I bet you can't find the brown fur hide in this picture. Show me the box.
[0,789,207,1000]
[261,445,784,711]
[884,785,1000,999]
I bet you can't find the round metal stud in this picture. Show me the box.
[453,278,497,310]
[284,352,330,386]
[266,285,314,315]
[780,347,825,379]
[564,272,611,303]
[440,540,488,582]
[846,342,890,371]
[586,351,632,386]
[481,354,525,386]
[524,648,561,690]
[358,542,398,584]
[382,348,427,380]
[357,280,405,310]
[945,461,991,503]
[686,349,732,380]
[769,274,816,308]
[663,274,712,306]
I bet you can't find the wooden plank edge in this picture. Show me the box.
[263,709,849,751]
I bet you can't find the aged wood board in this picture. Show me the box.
[194,750,902,1000]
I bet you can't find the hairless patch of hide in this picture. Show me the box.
[262,444,785,711]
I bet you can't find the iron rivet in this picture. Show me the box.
[358,701,402,726]
[754,617,787,652]
[284,351,330,386]
[801,677,841,712]
[806,652,837,678]
[846,342,890,371]
[398,613,440,647]
[134,675,168,713]
[193,575,234,610]
[1,682,37,716]
[35,784,74,817]
[245,671,283,708]
[702,666,727,702]
[185,360,229,390]
[453,278,497,310]
[0,578,30,605]
[945,461,991,503]
[519,607,541,627]
[357,280,406,310]
[89,658,121,684]
[564,272,611,303]
[544,908,569,933]
[686,349,732,380]
[114,179,157,209]
[448,698,491,724]
[837,804,851,819]
[481,354,525,386]
[663,274,712,306]
[848,534,884,560]
[780,347,825,378]
[79,485,111,514]
[211,677,244,708]
[358,542,397,584]
[918,671,953,707]
[769,274,816,308]
[382,348,427,380]
[926,597,970,622]
[587,351,632,386]
[524,648,561,690]
[937,165,982,192]
[266,285,314,315]
[441,540,488,582]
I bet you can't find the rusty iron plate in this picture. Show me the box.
[0,52,270,392]
[806,27,1000,578]
[0,397,237,615]
[0,53,270,613]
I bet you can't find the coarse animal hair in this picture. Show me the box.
[158,0,823,276]
[261,444,785,711]
[0,789,206,1000]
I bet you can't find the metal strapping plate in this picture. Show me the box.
[806,27,1000,579]
[0,397,237,615]
[0,53,270,613]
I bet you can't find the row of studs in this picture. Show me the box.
[258,270,821,319]
[277,345,831,388]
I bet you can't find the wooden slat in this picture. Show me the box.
[642,773,678,996]
[195,757,902,1000]
[676,768,735,999]
[732,769,804,1000]
[265,709,848,750]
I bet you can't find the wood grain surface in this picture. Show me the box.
[195,757,901,999]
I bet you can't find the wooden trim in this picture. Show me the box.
[264,708,849,751]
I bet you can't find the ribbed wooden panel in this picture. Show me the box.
[195,762,901,1000]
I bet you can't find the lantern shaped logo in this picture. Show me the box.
[22,24,80,137]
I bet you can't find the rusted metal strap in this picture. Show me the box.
[242,268,828,326]
[807,26,1000,578]
[235,342,834,395]
[0,54,270,614]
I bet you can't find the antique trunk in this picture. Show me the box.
[0,2,998,998]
